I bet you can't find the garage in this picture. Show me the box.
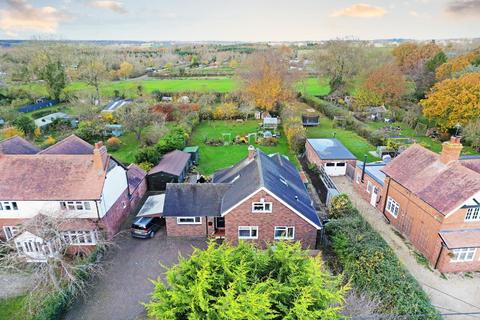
[324,162,347,176]
[306,138,357,177]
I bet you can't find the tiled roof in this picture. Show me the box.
[0,136,40,154]
[307,138,356,160]
[0,154,106,201]
[149,150,190,176]
[382,144,480,215]
[439,229,480,249]
[39,135,94,155]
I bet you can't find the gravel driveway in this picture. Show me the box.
[332,176,480,320]
[63,220,206,320]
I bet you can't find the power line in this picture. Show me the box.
[432,304,480,319]
[420,282,480,311]
[351,311,480,319]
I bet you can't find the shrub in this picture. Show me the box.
[106,137,121,151]
[156,126,187,154]
[329,193,355,219]
[43,136,56,147]
[325,199,440,318]
[135,146,161,165]
[138,161,153,172]
[12,115,36,137]
[145,241,347,319]
[2,126,25,138]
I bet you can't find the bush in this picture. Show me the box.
[329,194,355,219]
[12,115,36,136]
[325,200,440,318]
[2,126,25,138]
[135,146,161,165]
[42,136,56,147]
[106,137,121,151]
[156,126,187,154]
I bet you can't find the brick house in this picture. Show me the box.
[0,135,147,262]
[163,146,322,249]
[353,161,387,211]
[306,138,357,176]
[380,137,480,272]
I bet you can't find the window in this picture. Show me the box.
[3,226,19,240]
[62,231,97,245]
[238,226,258,239]
[465,207,480,222]
[386,197,400,218]
[274,226,295,240]
[451,248,476,262]
[336,163,346,167]
[367,181,373,194]
[60,201,91,211]
[177,217,202,224]
[252,202,272,213]
[0,201,18,211]
[325,163,335,167]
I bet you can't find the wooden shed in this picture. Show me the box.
[302,114,320,126]
[183,146,200,165]
[147,150,191,191]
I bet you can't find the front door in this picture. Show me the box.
[215,217,225,229]
[370,187,378,207]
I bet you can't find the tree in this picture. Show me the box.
[118,61,133,80]
[2,126,24,138]
[12,115,36,137]
[238,50,297,111]
[315,40,364,95]
[352,88,382,111]
[464,119,480,151]
[79,57,108,101]
[145,241,347,320]
[75,119,105,143]
[420,73,480,130]
[38,59,67,100]
[361,64,408,107]
[213,102,239,120]
[118,102,165,141]
[435,49,480,80]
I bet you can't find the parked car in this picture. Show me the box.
[131,217,162,239]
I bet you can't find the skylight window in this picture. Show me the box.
[279,176,288,186]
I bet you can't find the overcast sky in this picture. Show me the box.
[0,0,479,41]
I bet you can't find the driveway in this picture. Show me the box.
[332,176,480,320]
[64,218,207,320]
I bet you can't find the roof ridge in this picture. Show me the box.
[256,149,265,187]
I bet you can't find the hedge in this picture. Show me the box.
[325,208,440,319]
[302,96,384,146]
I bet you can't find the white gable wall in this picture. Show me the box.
[97,164,128,218]
[0,200,99,219]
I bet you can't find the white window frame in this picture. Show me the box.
[62,230,97,245]
[367,181,373,194]
[238,226,258,239]
[60,201,92,211]
[0,201,18,211]
[274,226,295,240]
[251,202,272,213]
[386,197,400,218]
[176,217,202,225]
[465,207,480,222]
[3,226,19,240]
[451,248,476,262]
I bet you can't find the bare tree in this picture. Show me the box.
[78,54,109,102]
[118,101,166,141]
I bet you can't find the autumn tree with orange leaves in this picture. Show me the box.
[237,50,298,112]
[360,64,408,107]
[420,72,480,130]
[435,49,480,80]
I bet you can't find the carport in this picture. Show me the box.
[136,194,165,218]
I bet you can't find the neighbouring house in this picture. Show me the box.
[353,161,387,211]
[34,112,77,130]
[0,136,40,154]
[0,135,147,262]
[101,99,132,113]
[162,146,322,249]
[306,138,357,176]
[183,146,200,165]
[147,150,191,191]
[380,137,480,273]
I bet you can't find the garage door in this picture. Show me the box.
[324,162,346,176]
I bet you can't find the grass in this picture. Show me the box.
[109,132,142,165]
[190,120,298,175]
[0,296,28,320]
[306,116,379,162]
[296,77,330,96]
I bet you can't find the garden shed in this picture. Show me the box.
[263,116,279,130]
[302,114,320,126]
[183,146,200,165]
[147,150,191,191]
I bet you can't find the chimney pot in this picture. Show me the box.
[95,141,104,149]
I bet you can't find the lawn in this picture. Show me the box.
[190,120,298,175]
[109,132,142,165]
[296,77,330,96]
[306,117,380,162]
[0,296,28,320]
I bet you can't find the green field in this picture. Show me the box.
[190,120,298,175]
[14,76,329,98]
[306,117,379,162]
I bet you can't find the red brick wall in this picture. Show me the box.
[99,188,131,238]
[353,166,384,211]
[224,190,318,249]
[129,178,147,211]
[436,246,480,273]
[305,141,356,173]
[165,216,210,237]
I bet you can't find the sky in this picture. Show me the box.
[0,0,479,41]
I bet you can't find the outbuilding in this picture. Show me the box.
[147,150,191,191]
[183,146,200,165]
[305,138,357,176]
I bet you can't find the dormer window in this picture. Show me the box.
[465,207,480,222]
[252,202,272,213]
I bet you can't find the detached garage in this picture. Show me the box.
[147,150,191,191]
[305,138,357,176]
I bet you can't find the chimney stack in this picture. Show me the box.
[93,141,108,171]
[248,145,256,160]
[439,136,463,164]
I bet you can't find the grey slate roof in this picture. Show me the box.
[163,183,231,217]
[307,138,356,160]
[127,164,147,191]
[0,136,40,154]
[149,150,190,177]
[39,135,94,155]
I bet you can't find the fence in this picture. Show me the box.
[345,163,356,181]
[17,99,59,113]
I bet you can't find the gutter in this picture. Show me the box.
[381,177,392,223]
[434,236,446,270]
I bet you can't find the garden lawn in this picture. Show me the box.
[307,117,379,162]
[190,120,298,175]
[366,121,479,155]
[0,296,28,320]
[296,77,330,96]
[109,132,142,165]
